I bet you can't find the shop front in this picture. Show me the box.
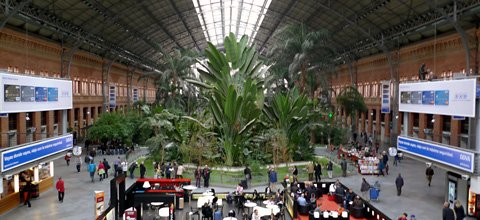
[0,134,72,215]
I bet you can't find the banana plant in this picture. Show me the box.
[263,88,310,159]
[187,33,268,165]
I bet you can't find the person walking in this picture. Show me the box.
[292,165,298,182]
[75,157,82,173]
[382,151,389,175]
[23,180,32,207]
[314,163,322,182]
[395,173,404,196]
[103,158,110,179]
[173,162,178,179]
[165,163,172,179]
[97,161,105,181]
[56,177,65,203]
[269,169,278,190]
[121,160,128,177]
[307,162,314,181]
[88,161,97,183]
[454,200,466,220]
[244,166,252,187]
[129,162,138,179]
[65,151,72,166]
[194,166,202,188]
[341,157,347,177]
[114,157,121,177]
[426,165,434,187]
[327,160,333,179]
[139,161,146,179]
[393,153,400,166]
[360,178,370,199]
[203,165,210,188]
[443,201,455,220]
[176,163,184,179]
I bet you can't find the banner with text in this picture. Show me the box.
[1,134,73,172]
[381,80,391,113]
[397,136,475,173]
[399,79,476,117]
[109,85,116,109]
[0,72,72,113]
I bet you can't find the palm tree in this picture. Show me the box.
[268,23,330,94]
[336,86,367,133]
[140,48,199,108]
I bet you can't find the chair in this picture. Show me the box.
[201,206,213,220]
[350,206,364,218]
[331,211,338,219]
[334,194,343,204]
[298,205,309,215]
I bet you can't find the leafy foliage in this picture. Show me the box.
[187,33,268,165]
[87,112,138,146]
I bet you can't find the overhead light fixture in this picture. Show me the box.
[26,113,30,121]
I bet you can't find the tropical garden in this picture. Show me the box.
[86,24,367,175]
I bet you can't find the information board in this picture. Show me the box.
[398,79,476,117]
[381,81,390,113]
[397,136,475,173]
[109,85,116,108]
[0,72,72,113]
[133,88,138,102]
[1,134,73,172]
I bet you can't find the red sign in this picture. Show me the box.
[125,210,137,220]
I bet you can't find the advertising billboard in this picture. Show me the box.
[381,80,391,113]
[1,134,73,172]
[398,79,476,117]
[0,72,73,113]
[397,136,475,173]
[109,85,116,108]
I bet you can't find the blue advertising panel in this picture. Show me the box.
[422,91,435,105]
[47,87,58,101]
[35,87,47,102]
[1,134,73,172]
[397,136,475,173]
[434,90,449,105]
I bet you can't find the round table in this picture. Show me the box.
[151,202,164,218]
[262,200,273,205]
[244,202,257,215]
[223,217,237,220]
[183,185,198,202]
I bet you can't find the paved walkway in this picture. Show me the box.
[1,146,474,220]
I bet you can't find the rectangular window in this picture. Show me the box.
[8,113,17,130]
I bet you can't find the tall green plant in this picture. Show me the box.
[268,23,330,94]
[187,33,268,165]
[263,88,310,161]
[336,86,367,132]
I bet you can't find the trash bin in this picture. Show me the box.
[179,197,184,210]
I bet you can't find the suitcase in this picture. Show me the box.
[214,210,222,220]
[369,188,379,201]
[179,197,184,209]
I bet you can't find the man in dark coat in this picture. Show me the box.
[314,163,322,182]
[426,166,434,187]
[442,201,455,220]
[395,173,404,196]
[139,162,146,179]
[203,165,210,187]
[340,158,347,177]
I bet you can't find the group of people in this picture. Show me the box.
[441,201,466,220]
[153,161,186,179]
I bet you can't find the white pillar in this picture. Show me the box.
[14,174,19,192]
[33,167,39,182]
[50,161,54,177]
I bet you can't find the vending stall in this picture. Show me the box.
[0,134,73,214]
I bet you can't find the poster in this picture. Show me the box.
[399,79,476,117]
[381,80,390,113]
[94,191,105,218]
[4,85,20,102]
[21,86,35,102]
[0,72,72,113]
[448,181,456,202]
[35,87,47,102]
[109,85,116,109]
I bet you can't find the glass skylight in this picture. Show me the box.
[192,0,272,46]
